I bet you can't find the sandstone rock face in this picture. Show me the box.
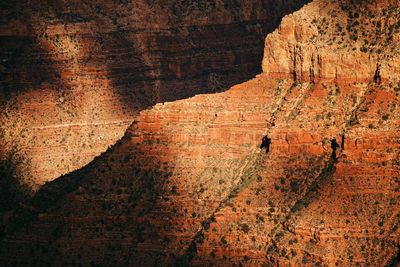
[262,0,400,83]
[1,74,399,266]
[0,0,309,200]
[0,0,399,266]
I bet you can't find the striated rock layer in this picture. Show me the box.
[1,75,399,266]
[263,0,400,83]
[0,0,399,266]
[0,0,309,201]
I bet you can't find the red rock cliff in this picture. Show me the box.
[0,0,399,266]
[0,0,309,197]
[262,0,400,83]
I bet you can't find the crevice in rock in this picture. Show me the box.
[346,85,377,128]
[373,62,382,84]
[268,83,294,128]
[310,51,315,83]
[293,46,297,81]
[175,151,261,266]
[290,150,337,216]
[263,152,337,265]
[285,82,315,122]
[317,54,322,80]
[293,44,312,83]
[341,132,345,150]
[260,135,272,153]
[330,138,339,161]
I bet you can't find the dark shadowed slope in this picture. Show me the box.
[0,0,311,209]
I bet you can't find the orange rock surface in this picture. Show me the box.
[0,0,309,197]
[262,1,400,83]
[0,0,399,266]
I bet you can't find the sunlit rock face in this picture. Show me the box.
[1,76,399,266]
[0,0,399,266]
[0,0,309,200]
[262,0,400,82]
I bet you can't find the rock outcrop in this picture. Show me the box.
[0,0,399,266]
[262,0,400,83]
[1,75,399,266]
[0,0,309,201]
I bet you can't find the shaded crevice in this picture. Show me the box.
[175,151,261,266]
[341,132,345,150]
[263,152,337,265]
[285,82,315,122]
[309,50,315,83]
[293,46,297,81]
[260,135,272,153]
[330,138,339,161]
[346,85,377,127]
[289,153,337,216]
[373,62,382,83]
[268,83,294,128]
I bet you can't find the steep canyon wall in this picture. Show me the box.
[0,0,399,266]
[0,0,309,204]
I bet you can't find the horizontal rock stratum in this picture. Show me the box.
[0,0,399,266]
[0,0,309,202]
[263,0,400,83]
